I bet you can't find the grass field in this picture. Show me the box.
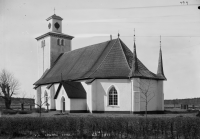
[0,108,198,118]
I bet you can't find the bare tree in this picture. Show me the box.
[0,69,20,109]
[20,91,26,111]
[33,96,49,117]
[134,79,155,119]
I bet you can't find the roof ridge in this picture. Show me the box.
[87,39,118,78]
[118,39,131,70]
[63,39,117,55]
[119,39,133,69]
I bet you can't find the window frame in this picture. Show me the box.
[107,86,119,107]
[61,39,64,46]
[44,90,48,105]
[57,39,60,45]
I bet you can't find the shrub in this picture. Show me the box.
[0,117,200,138]
[32,108,46,113]
[196,111,200,117]
[18,110,32,114]
[2,109,18,115]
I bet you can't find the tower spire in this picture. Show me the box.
[129,29,139,77]
[157,36,166,80]
[134,28,135,43]
[160,35,161,49]
[54,8,55,15]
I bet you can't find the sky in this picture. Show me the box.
[0,0,200,99]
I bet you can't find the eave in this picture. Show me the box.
[35,32,74,41]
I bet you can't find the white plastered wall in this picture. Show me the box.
[54,83,87,111]
[55,85,70,111]
[81,81,92,112]
[40,85,51,109]
[82,79,132,112]
[35,84,56,110]
[37,37,51,77]
[133,79,163,111]
[48,19,62,33]
[50,84,56,110]
[81,78,164,113]
[50,36,71,67]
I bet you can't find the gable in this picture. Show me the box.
[54,81,86,99]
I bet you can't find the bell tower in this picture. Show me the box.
[35,14,74,77]
[46,14,62,33]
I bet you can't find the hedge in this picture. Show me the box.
[0,117,200,138]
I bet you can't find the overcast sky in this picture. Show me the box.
[0,0,200,99]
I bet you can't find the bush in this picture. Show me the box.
[18,110,32,114]
[32,108,46,113]
[196,111,200,117]
[2,109,18,115]
[0,117,200,138]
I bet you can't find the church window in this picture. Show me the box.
[44,91,48,105]
[57,39,60,45]
[108,87,118,105]
[61,39,64,46]
[41,40,45,47]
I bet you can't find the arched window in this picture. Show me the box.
[108,87,118,105]
[57,39,60,45]
[41,40,45,47]
[61,39,64,46]
[44,91,48,104]
[61,96,65,112]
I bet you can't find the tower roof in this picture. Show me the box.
[35,32,74,41]
[157,47,167,80]
[46,14,63,21]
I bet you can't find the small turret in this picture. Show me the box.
[157,36,166,80]
[129,29,139,77]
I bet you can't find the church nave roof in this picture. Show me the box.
[34,38,166,85]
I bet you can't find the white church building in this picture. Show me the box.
[34,14,167,114]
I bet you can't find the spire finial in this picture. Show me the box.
[54,8,55,15]
[134,28,135,43]
[118,31,120,38]
[110,34,112,40]
[160,35,161,49]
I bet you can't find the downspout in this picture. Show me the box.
[130,78,133,114]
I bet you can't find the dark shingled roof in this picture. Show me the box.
[54,81,86,99]
[35,32,74,41]
[157,48,167,80]
[46,14,63,21]
[34,38,166,86]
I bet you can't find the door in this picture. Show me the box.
[61,97,65,112]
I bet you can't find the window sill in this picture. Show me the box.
[107,105,120,108]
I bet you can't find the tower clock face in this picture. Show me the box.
[54,22,60,30]
[48,23,51,29]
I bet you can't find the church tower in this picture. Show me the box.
[35,14,74,77]
[35,14,73,111]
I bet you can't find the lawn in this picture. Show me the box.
[0,108,198,118]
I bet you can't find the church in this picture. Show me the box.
[34,14,167,113]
